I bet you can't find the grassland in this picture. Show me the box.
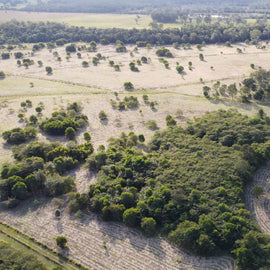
[1,41,270,269]
[0,10,154,29]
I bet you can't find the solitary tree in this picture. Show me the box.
[124,82,134,90]
[45,66,52,75]
[83,131,91,142]
[55,236,67,249]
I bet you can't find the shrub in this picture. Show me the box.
[65,127,76,140]
[99,111,108,121]
[141,217,157,236]
[124,82,134,90]
[176,65,184,74]
[45,66,53,74]
[146,120,158,130]
[156,47,173,58]
[2,127,37,144]
[0,71,5,79]
[14,52,23,59]
[138,134,145,142]
[1,52,10,59]
[55,236,67,249]
[65,44,76,53]
[83,131,91,142]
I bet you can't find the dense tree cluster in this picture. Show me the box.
[66,109,270,269]
[0,20,269,46]
[40,102,88,135]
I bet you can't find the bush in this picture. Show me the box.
[141,217,157,236]
[14,52,23,59]
[45,66,53,74]
[0,71,5,79]
[124,82,134,90]
[2,127,37,144]
[146,120,158,130]
[176,65,184,74]
[99,111,108,121]
[55,236,67,249]
[83,131,91,142]
[65,44,76,53]
[65,127,76,140]
[156,47,173,58]
[82,61,89,67]
[1,52,10,59]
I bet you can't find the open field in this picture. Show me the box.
[1,42,270,269]
[1,43,270,94]
[0,10,153,29]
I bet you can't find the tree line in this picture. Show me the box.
[0,20,269,45]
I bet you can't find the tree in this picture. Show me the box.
[37,60,43,67]
[124,82,134,90]
[176,65,184,74]
[203,86,211,98]
[29,115,38,124]
[99,111,107,121]
[83,131,91,142]
[138,134,145,142]
[45,66,52,75]
[55,236,67,249]
[121,192,135,208]
[123,208,140,227]
[141,217,156,236]
[82,61,89,67]
[65,127,76,140]
[228,83,238,99]
[199,53,204,61]
[35,106,42,114]
[0,71,5,79]
[11,181,29,200]
[65,44,76,53]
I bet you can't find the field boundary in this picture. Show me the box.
[0,219,89,270]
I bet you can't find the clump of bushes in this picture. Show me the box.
[40,102,88,136]
[2,127,37,144]
[156,47,173,58]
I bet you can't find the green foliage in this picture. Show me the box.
[111,96,139,111]
[40,105,87,136]
[0,70,5,79]
[99,111,108,121]
[0,241,47,269]
[84,110,270,269]
[124,82,134,90]
[176,65,184,74]
[65,43,76,53]
[156,47,173,58]
[65,127,76,140]
[55,236,67,249]
[2,127,37,144]
[1,52,10,59]
[45,66,52,74]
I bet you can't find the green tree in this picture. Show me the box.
[83,131,91,142]
[11,181,29,200]
[55,236,67,249]
[65,127,76,140]
[141,217,157,236]
[99,111,108,121]
[123,208,140,227]
[45,66,53,75]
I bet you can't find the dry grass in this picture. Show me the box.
[1,42,270,270]
[1,43,270,95]
[0,199,236,270]
[0,10,152,29]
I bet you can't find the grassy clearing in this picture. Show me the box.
[0,11,153,29]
